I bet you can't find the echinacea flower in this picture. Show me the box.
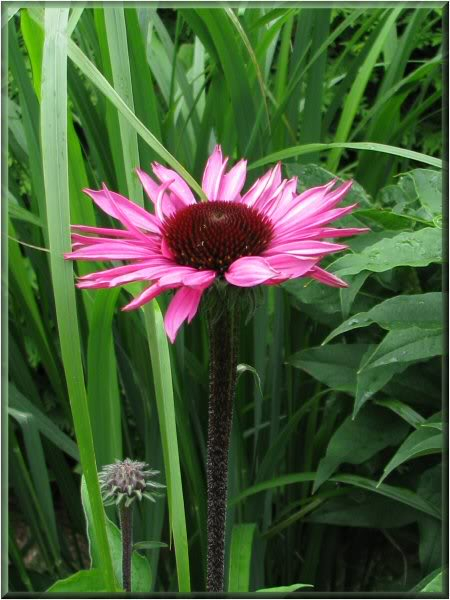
[65,146,367,342]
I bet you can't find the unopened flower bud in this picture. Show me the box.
[99,458,164,508]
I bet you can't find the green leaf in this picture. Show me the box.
[327,9,401,172]
[362,326,442,370]
[374,399,425,429]
[332,227,442,277]
[81,477,152,592]
[87,289,122,468]
[133,541,168,551]
[230,472,440,519]
[250,142,443,170]
[143,301,191,592]
[314,404,408,492]
[255,583,313,594]
[288,343,370,393]
[322,292,442,344]
[420,570,443,593]
[306,492,421,529]
[228,523,257,592]
[8,384,79,460]
[47,569,107,592]
[378,415,442,485]
[41,9,117,591]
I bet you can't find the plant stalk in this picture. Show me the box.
[206,296,240,592]
[119,504,133,592]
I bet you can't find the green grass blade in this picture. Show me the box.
[104,7,142,204]
[66,39,205,198]
[87,289,122,468]
[250,142,442,170]
[230,472,440,519]
[327,8,401,172]
[40,8,117,591]
[227,523,257,592]
[144,301,191,592]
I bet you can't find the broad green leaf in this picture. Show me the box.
[314,404,408,492]
[354,360,407,417]
[378,416,442,485]
[374,399,425,429]
[323,292,442,344]
[288,343,370,393]
[81,477,152,592]
[417,465,442,574]
[47,569,107,592]
[255,583,313,594]
[362,326,442,370]
[332,227,442,276]
[306,492,421,529]
[228,523,257,592]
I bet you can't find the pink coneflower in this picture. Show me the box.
[65,146,366,343]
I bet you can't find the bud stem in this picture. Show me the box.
[119,504,133,592]
[206,293,240,592]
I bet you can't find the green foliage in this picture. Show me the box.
[8,5,442,595]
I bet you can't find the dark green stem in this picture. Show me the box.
[206,295,240,593]
[119,504,133,592]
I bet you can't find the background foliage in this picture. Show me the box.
[7,4,444,594]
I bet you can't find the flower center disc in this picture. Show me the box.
[163,201,274,271]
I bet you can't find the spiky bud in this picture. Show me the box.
[99,458,165,508]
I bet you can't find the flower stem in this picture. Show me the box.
[119,504,133,592]
[206,295,240,592]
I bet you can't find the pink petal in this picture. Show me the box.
[78,261,157,283]
[273,180,337,226]
[84,187,161,234]
[152,163,196,206]
[263,240,348,257]
[202,145,227,200]
[71,225,136,238]
[155,179,175,222]
[265,254,317,278]
[181,269,216,288]
[136,168,159,204]
[164,286,204,343]
[65,242,159,261]
[241,163,282,208]
[224,256,278,287]
[315,226,370,238]
[275,203,359,236]
[218,159,247,201]
[309,266,348,288]
[122,282,174,311]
